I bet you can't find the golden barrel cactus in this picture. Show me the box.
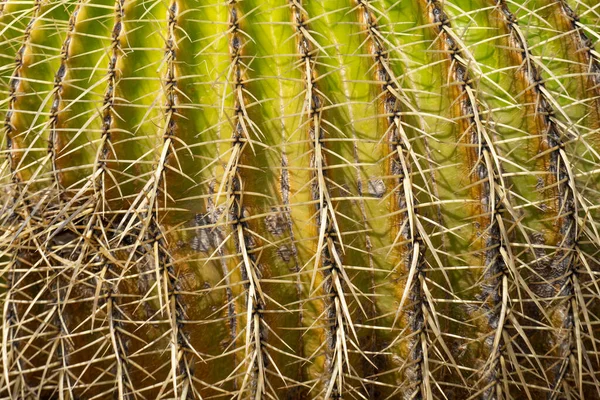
[1,0,600,398]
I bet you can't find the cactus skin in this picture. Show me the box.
[0,0,600,398]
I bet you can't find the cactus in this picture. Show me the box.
[1,0,600,398]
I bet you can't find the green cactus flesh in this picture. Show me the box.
[1,0,600,398]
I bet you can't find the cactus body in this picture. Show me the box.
[1,0,600,398]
